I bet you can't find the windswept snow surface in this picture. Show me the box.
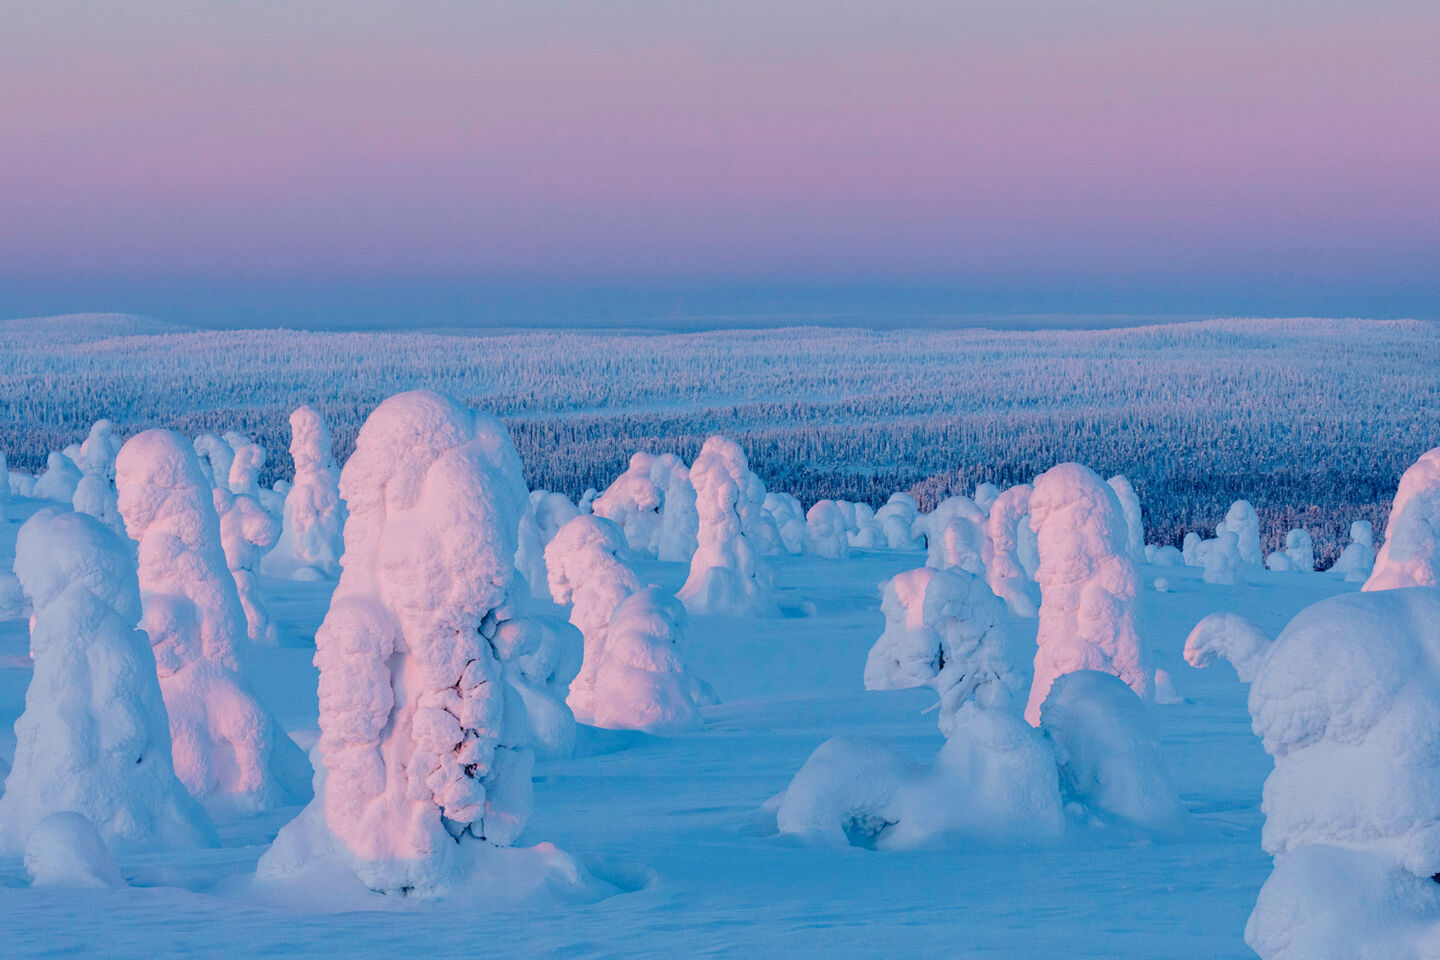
[0,486,1368,956]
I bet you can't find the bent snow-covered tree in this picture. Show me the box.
[678,436,778,617]
[1365,445,1440,591]
[983,483,1040,617]
[546,515,711,732]
[1025,462,1151,726]
[258,391,580,896]
[1245,588,1440,959]
[115,429,310,814]
[260,405,346,581]
[1106,475,1145,562]
[0,509,215,854]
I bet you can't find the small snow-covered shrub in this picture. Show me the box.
[1026,463,1151,725]
[260,405,346,581]
[1365,445,1440,591]
[0,509,215,853]
[1245,588,1440,958]
[33,451,81,503]
[678,436,778,617]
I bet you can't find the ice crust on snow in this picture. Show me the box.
[0,509,215,854]
[1025,463,1151,725]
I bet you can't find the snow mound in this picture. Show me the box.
[0,509,216,853]
[1040,670,1182,830]
[1365,446,1440,591]
[678,436,779,617]
[23,812,126,889]
[1245,587,1440,958]
[257,390,584,897]
[261,405,346,581]
[1025,463,1151,725]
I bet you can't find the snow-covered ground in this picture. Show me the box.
[0,490,1352,958]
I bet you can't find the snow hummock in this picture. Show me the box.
[23,812,126,889]
[260,405,346,581]
[256,391,588,898]
[1025,463,1151,725]
[545,515,711,732]
[1244,587,1440,958]
[1364,445,1440,591]
[677,436,778,617]
[115,429,310,815]
[0,509,216,855]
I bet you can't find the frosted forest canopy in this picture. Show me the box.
[2,314,1434,565]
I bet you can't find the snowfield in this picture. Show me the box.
[0,484,1367,957]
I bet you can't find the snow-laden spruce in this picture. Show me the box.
[678,436,778,617]
[0,448,9,522]
[782,566,1062,848]
[1106,475,1145,561]
[1331,520,1376,582]
[1221,500,1264,568]
[762,492,806,555]
[192,433,234,490]
[213,480,282,646]
[71,420,125,535]
[918,495,987,575]
[593,452,667,556]
[531,490,580,547]
[0,509,215,855]
[1183,612,1271,683]
[1365,445,1440,591]
[1265,529,1314,572]
[257,391,585,897]
[546,515,712,732]
[845,501,886,549]
[33,451,82,503]
[1025,463,1151,725]
[804,499,851,560]
[874,493,922,550]
[983,483,1039,617]
[1203,529,1243,585]
[115,429,310,814]
[1244,588,1440,958]
[973,482,1000,515]
[260,405,346,581]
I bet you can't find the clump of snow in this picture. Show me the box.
[1183,612,1271,684]
[1221,500,1264,568]
[1153,576,1172,592]
[874,493,922,550]
[983,483,1039,617]
[1365,446,1440,591]
[804,500,851,560]
[115,429,310,814]
[773,737,913,847]
[260,405,347,581]
[678,436,778,617]
[223,431,266,499]
[1039,670,1182,830]
[23,812,126,889]
[762,492,806,555]
[33,451,82,503]
[1244,587,1440,958]
[919,496,987,575]
[1283,528,1313,572]
[577,487,597,514]
[1106,475,1145,561]
[258,391,583,897]
[1153,669,1184,705]
[1203,529,1242,585]
[545,515,711,732]
[1025,463,1151,726]
[0,509,215,853]
[1330,520,1375,582]
[864,567,1015,735]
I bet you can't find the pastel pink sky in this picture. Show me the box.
[2,1,1436,322]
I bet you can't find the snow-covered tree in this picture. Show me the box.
[1203,529,1242,585]
[192,433,233,490]
[223,431,265,498]
[1244,588,1440,958]
[984,483,1039,617]
[71,421,125,535]
[678,436,778,616]
[1182,531,1203,566]
[0,509,214,854]
[1221,500,1264,568]
[258,391,581,896]
[762,492,806,555]
[1330,520,1375,582]
[260,405,346,581]
[804,500,851,560]
[0,449,10,522]
[918,496,986,574]
[656,459,699,563]
[546,515,711,732]
[1025,462,1150,726]
[214,482,282,646]
[593,452,666,556]
[1183,612,1271,683]
[115,429,310,814]
[1365,445,1440,591]
[874,493,922,550]
[33,451,82,503]
[1106,475,1145,561]
[973,482,1000,515]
